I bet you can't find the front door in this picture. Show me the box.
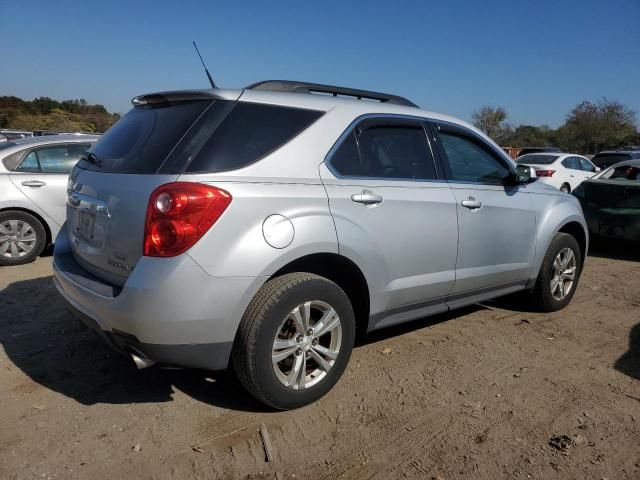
[432,122,537,298]
[320,117,459,328]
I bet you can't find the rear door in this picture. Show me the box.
[431,121,537,299]
[9,143,92,226]
[561,156,584,190]
[320,116,458,326]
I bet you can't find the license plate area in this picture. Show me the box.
[78,210,97,241]
[68,191,109,250]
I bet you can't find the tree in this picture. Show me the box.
[561,99,637,154]
[471,105,509,141]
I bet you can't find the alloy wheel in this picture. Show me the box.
[272,300,343,390]
[550,247,577,301]
[0,219,37,258]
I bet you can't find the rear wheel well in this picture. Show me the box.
[270,253,370,336]
[558,221,586,264]
[0,207,52,247]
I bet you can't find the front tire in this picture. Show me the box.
[232,272,355,410]
[0,210,46,266]
[530,233,582,311]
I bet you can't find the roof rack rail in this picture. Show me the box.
[245,80,419,108]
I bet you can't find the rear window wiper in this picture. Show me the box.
[83,152,104,168]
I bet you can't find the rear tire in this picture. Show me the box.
[0,210,46,266]
[529,233,582,312]
[232,272,355,410]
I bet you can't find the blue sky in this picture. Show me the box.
[1,0,638,127]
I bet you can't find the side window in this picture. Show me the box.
[562,157,581,170]
[329,132,364,177]
[16,151,40,172]
[357,125,437,180]
[579,158,596,172]
[438,131,510,184]
[37,144,90,173]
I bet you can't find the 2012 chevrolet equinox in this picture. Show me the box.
[53,81,587,409]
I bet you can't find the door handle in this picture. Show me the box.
[21,180,47,188]
[461,197,483,210]
[351,190,383,205]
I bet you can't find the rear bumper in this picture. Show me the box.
[52,224,266,370]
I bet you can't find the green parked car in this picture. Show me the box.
[573,160,640,241]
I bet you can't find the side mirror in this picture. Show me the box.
[595,167,601,173]
[511,165,537,185]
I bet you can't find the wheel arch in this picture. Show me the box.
[269,252,371,336]
[558,220,587,265]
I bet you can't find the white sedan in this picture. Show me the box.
[516,153,599,193]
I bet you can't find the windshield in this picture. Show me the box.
[596,163,640,182]
[516,154,558,165]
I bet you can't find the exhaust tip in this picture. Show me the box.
[129,350,156,369]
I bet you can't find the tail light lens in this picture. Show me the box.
[144,182,232,257]
[536,169,555,177]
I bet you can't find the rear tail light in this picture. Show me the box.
[536,169,555,177]
[144,182,231,257]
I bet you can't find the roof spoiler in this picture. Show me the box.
[246,80,419,108]
[131,90,221,106]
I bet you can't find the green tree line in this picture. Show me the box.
[0,96,120,133]
[471,99,640,154]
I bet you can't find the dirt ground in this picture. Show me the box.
[1,240,639,480]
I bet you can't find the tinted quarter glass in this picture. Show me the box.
[38,144,91,173]
[187,102,323,173]
[329,132,363,177]
[82,100,211,174]
[2,150,24,170]
[17,151,40,172]
[439,132,510,184]
[562,157,581,170]
[579,158,596,172]
[357,125,436,180]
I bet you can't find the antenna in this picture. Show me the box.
[192,41,216,89]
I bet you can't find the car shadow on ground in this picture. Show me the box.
[588,236,640,262]
[614,322,640,381]
[0,275,269,412]
[2,275,494,412]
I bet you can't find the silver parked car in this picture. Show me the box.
[53,81,587,409]
[0,135,99,265]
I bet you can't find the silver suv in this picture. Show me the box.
[53,81,587,409]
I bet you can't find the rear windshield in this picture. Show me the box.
[592,153,631,168]
[79,100,212,173]
[516,154,558,165]
[0,141,16,152]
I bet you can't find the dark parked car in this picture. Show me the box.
[517,147,562,157]
[591,149,640,170]
[573,160,640,241]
